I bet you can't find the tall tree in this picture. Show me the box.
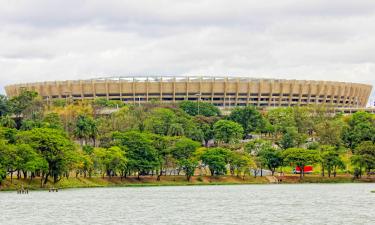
[228,106,264,137]
[17,128,76,184]
[213,120,243,144]
[282,148,318,179]
[114,131,159,179]
[179,101,220,117]
[201,147,231,176]
[342,112,375,149]
[170,137,200,181]
[352,141,375,175]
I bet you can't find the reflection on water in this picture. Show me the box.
[1,184,374,225]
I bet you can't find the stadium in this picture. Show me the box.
[4,76,372,108]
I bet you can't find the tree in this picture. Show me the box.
[74,114,97,146]
[14,143,48,182]
[194,115,218,147]
[267,107,296,133]
[113,131,159,179]
[9,90,39,119]
[282,148,318,179]
[245,139,278,176]
[257,146,283,176]
[17,128,76,184]
[201,147,231,176]
[103,146,127,178]
[315,119,345,147]
[213,120,243,144]
[342,112,375,149]
[179,101,220,117]
[279,126,306,149]
[0,115,16,128]
[228,106,264,136]
[43,113,64,130]
[229,151,253,179]
[170,137,200,181]
[0,95,11,116]
[352,141,375,175]
[318,145,344,177]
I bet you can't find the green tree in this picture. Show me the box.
[257,146,283,176]
[170,137,200,181]
[213,120,243,144]
[17,128,76,184]
[352,141,375,175]
[228,106,264,136]
[10,90,41,120]
[282,147,318,179]
[0,115,16,128]
[201,147,231,176]
[318,145,344,177]
[14,143,48,182]
[43,112,64,130]
[315,119,345,147]
[194,115,218,147]
[114,131,159,179]
[179,101,220,117]
[342,112,375,149]
[74,114,97,146]
[229,151,253,178]
[279,126,306,149]
[0,94,11,116]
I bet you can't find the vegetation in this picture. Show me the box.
[1,90,375,190]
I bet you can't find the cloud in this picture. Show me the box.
[0,0,374,102]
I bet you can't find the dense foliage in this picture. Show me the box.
[1,90,375,186]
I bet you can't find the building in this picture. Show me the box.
[4,76,372,108]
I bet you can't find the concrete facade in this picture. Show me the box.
[4,76,372,108]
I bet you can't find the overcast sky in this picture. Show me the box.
[1,0,374,100]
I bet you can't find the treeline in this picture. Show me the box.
[0,91,375,186]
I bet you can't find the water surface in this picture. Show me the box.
[1,184,374,225]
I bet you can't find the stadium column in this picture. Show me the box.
[146,77,149,102]
[68,80,73,100]
[247,79,251,106]
[211,77,215,104]
[133,77,136,104]
[278,81,283,106]
[257,80,261,107]
[322,82,328,107]
[160,77,163,103]
[298,82,303,106]
[235,78,239,106]
[307,81,312,105]
[185,77,189,101]
[105,79,109,100]
[288,81,293,107]
[329,83,335,106]
[173,77,176,103]
[57,81,62,98]
[91,80,96,100]
[119,78,122,101]
[224,77,228,108]
[199,77,202,102]
[80,80,84,100]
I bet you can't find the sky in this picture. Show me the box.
[0,0,374,102]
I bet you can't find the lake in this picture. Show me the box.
[0,184,374,225]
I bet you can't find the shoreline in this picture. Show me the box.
[1,175,374,192]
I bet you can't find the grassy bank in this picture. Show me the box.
[1,174,374,191]
[0,175,268,191]
[277,174,375,183]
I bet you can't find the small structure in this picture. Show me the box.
[293,166,313,174]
